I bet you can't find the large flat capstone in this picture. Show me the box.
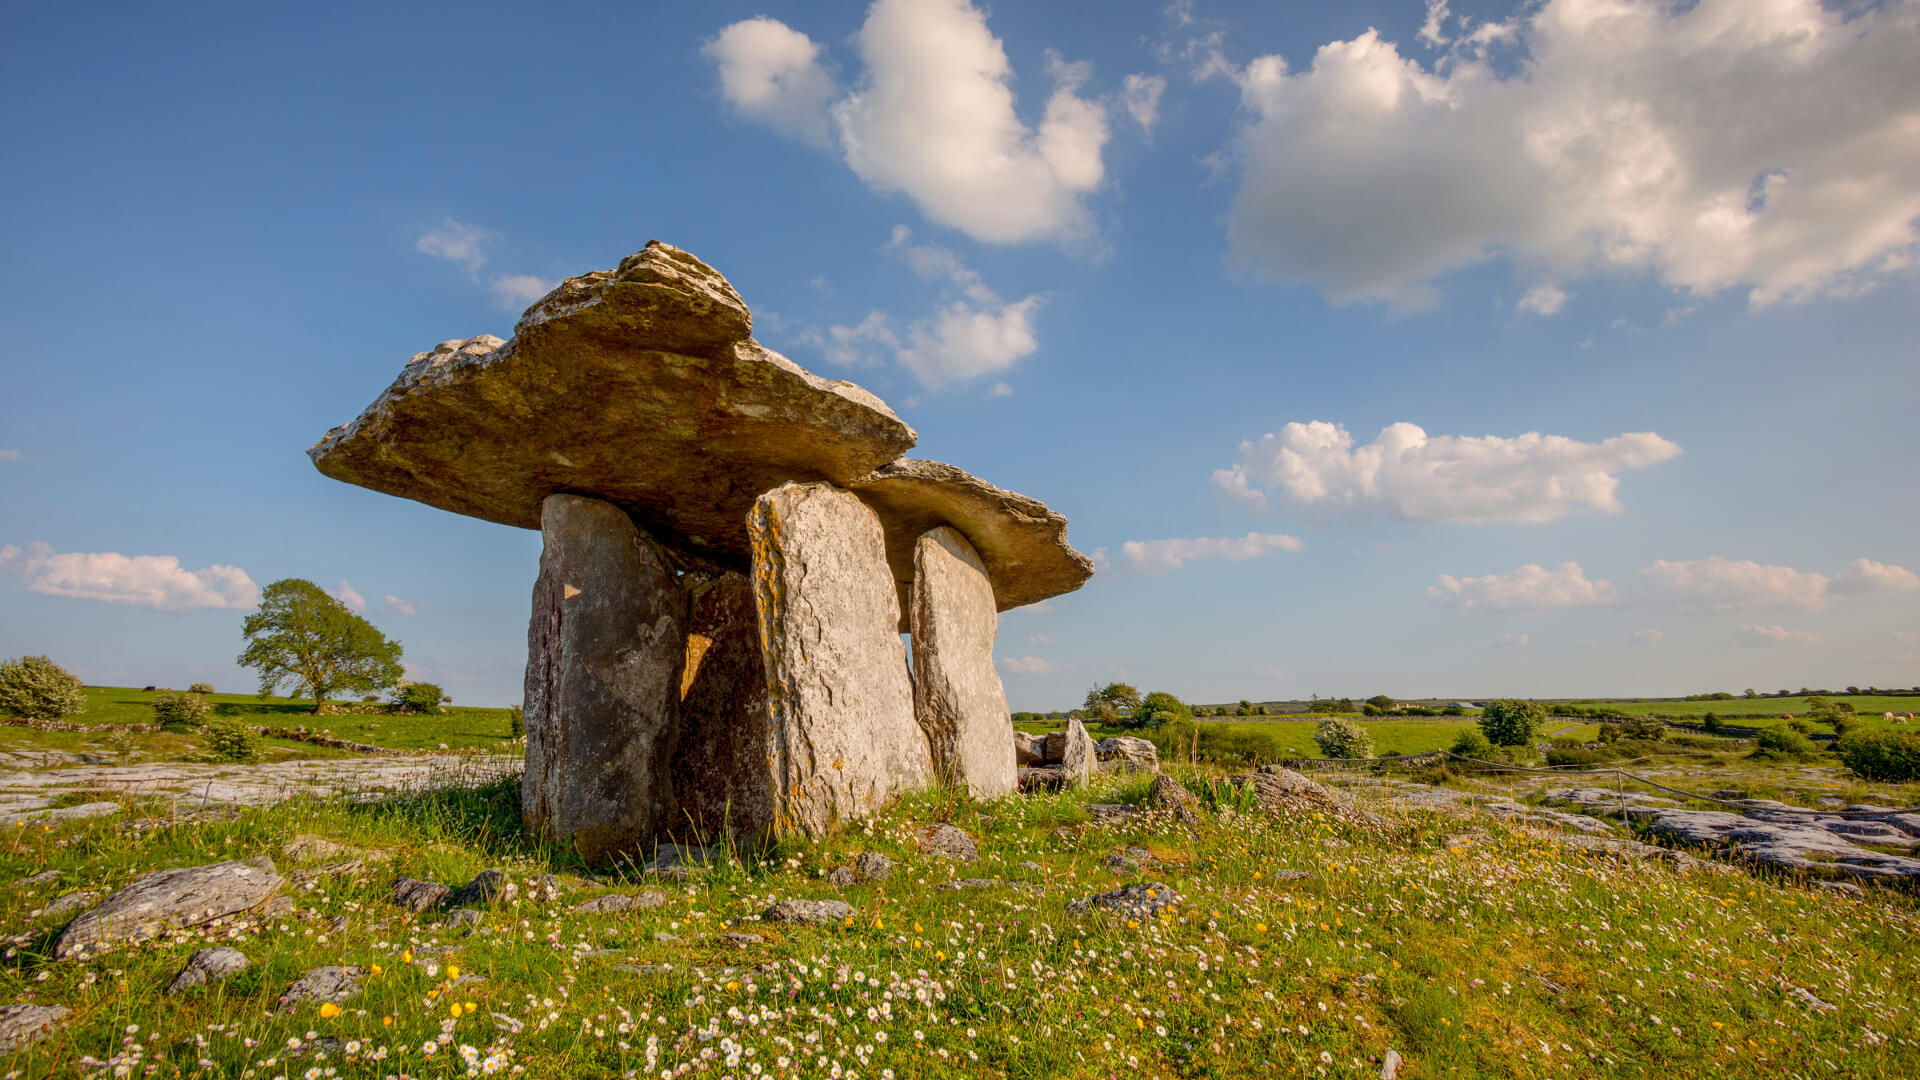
[309,242,917,564]
[750,483,931,838]
[910,527,1016,799]
[523,494,685,861]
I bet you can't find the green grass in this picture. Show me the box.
[2,762,1917,1078]
[1560,695,1919,719]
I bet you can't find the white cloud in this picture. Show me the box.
[1640,557,1829,611]
[1631,628,1664,646]
[711,0,1110,246]
[1738,624,1822,647]
[1000,656,1054,675]
[385,594,417,617]
[488,274,554,312]
[416,219,491,274]
[1027,634,1052,645]
[1113,532,1304,575]
[1831,558,1920,595]
[0,449,20,461]
[1516,282,1567,316]
[1494,633,1529,649]
[1122,73,1167,134]
[1213,420,1680,523]
[1429,561,1613,613]
[703,16,839,147]
[886,225,995,302]
[331,580,367,614]
[0,541,257,612]
[987,381,1014,398]
[1225,0,1920,308]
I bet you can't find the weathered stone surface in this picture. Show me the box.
[168,946,250,994]
[854,852,895,881]
[1086,803,1136,825]
[1623,806,1920,881]
[1018,765,1070,791]
[910,527,1016,799]
[1067,881,1182,919]
[1013,732,1046,766]
[40,889,102,921]
[750,483,931,838]
[849,459,1094,627]
[283,835,351,863]
[389,877,449,913]
[1043,731,1070,763]
[450,869,517,908]
[1147,776,1203,825]
[1097,736,1160,773]
[765,899,855,925]
[523,495,686,862]
[571,890,667,915]
[1227,768,1394,832]
[281,966,362,1007]
[0,1003,68,1052]
[54,858,282,959]
[644,843,711,880]
[309,243,916,557]
[921,824,980,863]
[671,570,776,843]
[1060,718,1096,786]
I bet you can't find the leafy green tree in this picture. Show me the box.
[1366,695,1395,711]
[152,691,211,728]
[238,579,403,713]
[0,655,87,720]
[202,715,261,762]
[1450,727,1493,757]
[1478,699,1547,746]
[391,681,446,715]
[1313,717,1373,758]
[507,705,526,740]
[1836,730,1920,782]
[1125,690,1191,730]
[1081,682,1141,724]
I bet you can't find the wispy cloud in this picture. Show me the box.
[1000,656,1054,674]
[385,594,417,617]
[331,580,367,614]
[1097,532,1303,575]
[1429,561,1613,613]
[1738,624,1822,647]
[416,218,554,314]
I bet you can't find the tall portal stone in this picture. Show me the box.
[523,494,685,862]
[910,527,1016,799]
[672,570,777,844]
[749,483,931,838]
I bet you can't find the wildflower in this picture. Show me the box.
[318,1003,342,1019]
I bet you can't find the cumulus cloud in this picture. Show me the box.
[488,274,554,312]
[1213,420,1680,523]
[385,594,417,617]
[703,16,839,147]
[1831,558,1920,595]
[1639,557,1829,611]
[0,542,257,612]
[1000,656,1054,674]
[415,219,490,274]
[1738,624,1822,647]
[331,580,367,614]
[709,0,1110,246]
[1122,73,1167,134]
[1631,628,1664,646]
[1516,283,1567,316]
[1225,0,1920,307]
[1105,532,1304,575]
[1429,561,1613,613]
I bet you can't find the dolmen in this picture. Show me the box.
[311,242,1093,861]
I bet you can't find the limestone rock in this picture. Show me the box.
[1067,881,1182,919]
[910,527,1016,799]
[523,495,685,862]
[309,242,916,557]
[645,843,710,880]
[1227,767,1393,832]
[389,878,449,913]
[750,483,931,838]
[1147,776,1203,825]
[1018,766,1070,791]
[854,852,895,881]
[571,890,667,915]
[1060,718,1096,785]
[1097,736,1160,773]
[40,889,102,921]
[765,899,855,925]
[447,908,483,927]
[671,570,776,843]
[849,459,1095,627]
[0,1004,68,1052]
[282,835,351,863]
[1623,806,1920,881]
[1013,733,1045,766]
[168,946,250,994]
[921,824,979,863]
[281,966,363,1007]
[450,869,516,908]
[54,857,282,959]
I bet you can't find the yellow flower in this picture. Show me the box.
[727,981,740,991]
[463,1002,478,1015]
[401,949,413,964]
[370,963,383,976]
[1255,923,1267,933]
[318,1003,343,1019]
[936,950,946,961]
[1136,1018,1144,1029]
[382,1016,393,1027]
[450,1002,462,1018]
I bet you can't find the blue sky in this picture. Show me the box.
[2,0,1916,709]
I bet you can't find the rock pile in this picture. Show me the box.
[312,242,1092,861]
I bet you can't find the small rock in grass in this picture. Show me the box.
[653,931,680,943]
[723,932,766,946]
[1103,853,1141,874]
[764,899,855,925]
[0,1004,70,1052]
[327,915,349,933]
[1067,881,1182,920]
[167,946,249,994]
[645,844,710,881]
[1147,776,1203,826]
[16,869,61,888]
[938,878,1001,891]
[1020,861,1045,874]
[1086,804,1135,825]
[282,835,351,863]
[523,874,564,904]
[1380,1049,1404,1080]
[1814,880,1865,898]
[40,889,102,921]
[571,890,667,915]
[1788,985,1836,1011]
[854,852,894,881]
[447,908,483,927]
[618,963,674,975]
[261,895,296,920]
[920,824,978,863]
[828,866,859,887]
[280,965,363,1007]
[390,877,450,913]
[1272,869,1316,883]
[450,869,516,908]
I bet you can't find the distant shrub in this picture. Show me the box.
[1702,713,1725,732]
[187,682,216,695]
[1479,700,1547,747]
[1449,728,1493,758]
[508,705,526,739]
[0,655,88,720]
[1438,705,1467,716]
[203,716,260,762]
[1312,717,1373,759]
[391,682,446,715]
[1545,746,1618,768]
[1787,719,1814,736]
[1837,730,1920,782]
[152,691,212,728]
[1753,727,1817,761]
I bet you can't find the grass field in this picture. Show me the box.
[1556,695,1918,719]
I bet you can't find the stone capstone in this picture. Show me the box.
[750,483,930,838]
[54,858,282,959]
[523,494,686,861]
[168,946,250,994]
[671,570,776,843]
[1013,732,1046,766]
[910,527,1016,799]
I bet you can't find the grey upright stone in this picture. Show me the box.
[671,570,777,843]
[1061,717,1096,785]
[523,494,686,863]
[910,527,1017,799]
[749,483,931,838]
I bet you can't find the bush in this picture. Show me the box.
[187,682,216,695]
[508,705,526,739]
[202,716,260,762]
[1702,713,1725,732]
[1837,730,1920,782]
[152,691,212,729]
[1617,717,1666,742]
[1312,717,1373,759]
[1544,746,1619,768]
[1449,727,1493,758]
[1478,699,1547,746]
[391,682,446,715]
[1753,727,1817,761]
[0,655,88,720]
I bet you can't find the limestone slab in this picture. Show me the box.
[749,483,931,838]
[910,527,1016,799]
[523,494,685,862]
[55,858,282,959]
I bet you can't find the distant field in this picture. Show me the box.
[1561,695,1919,719]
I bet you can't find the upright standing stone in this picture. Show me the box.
[523,494,686,862]
[749,483,931,838]
[1061,717,1096,785]
[910,527,1016,799]
[672,570,777,843]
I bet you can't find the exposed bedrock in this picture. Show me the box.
[523,494,686,862]
[750,483,931,839]
[671,569,777,844]
[910,527,1017,799]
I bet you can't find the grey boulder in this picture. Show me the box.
[168,946,250,994]
[54,858,282,959]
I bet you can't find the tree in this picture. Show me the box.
[1478,699,1547,747]
[391,681,446,715]
[1126,690,1191,730]
[1744,688,1757,699]
[1366,695,1395,711]
[1313,717,1373,759]
[152,691,211,728]
[238,579,403,713]
[0,655,88,720]
[1081,682,1141,724]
